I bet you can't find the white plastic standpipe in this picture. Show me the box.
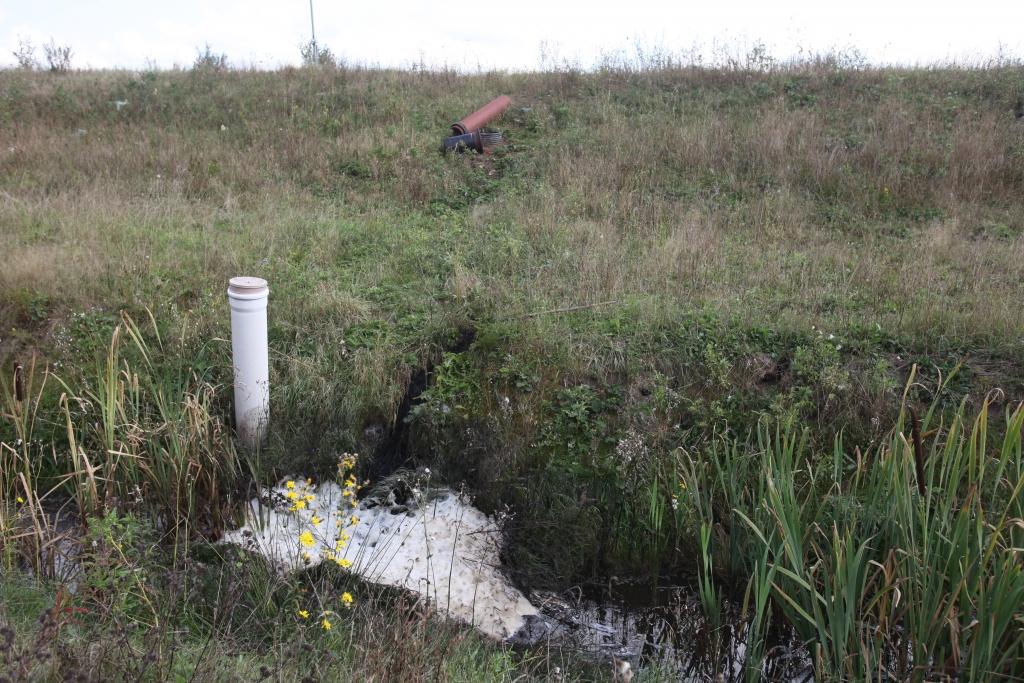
[228,277,270,448]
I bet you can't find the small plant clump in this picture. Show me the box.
[42,39,72,73]
[281,454,365,632]
[300,39,337,68]
[192,43,229,72]
[11,36,38,70]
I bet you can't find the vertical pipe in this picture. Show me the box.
[309,0,317,56]
[228,277,270,448]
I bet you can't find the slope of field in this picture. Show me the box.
[3,63,1022,575]
[1,62,1023,680]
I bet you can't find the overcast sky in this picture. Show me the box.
[2,0,1022,71]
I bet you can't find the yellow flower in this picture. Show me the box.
[16,496,25,504]
[299,530,315,548]
[286,481,296,490]
[285,490,298,500]
[304,493,315,503]
[350,515,359,525]
[293,499,307,510]
[311,515,322,525]
[321,618,332,630]
[298,609,309,619]
[336,558,352,568]
[341,592,354,607]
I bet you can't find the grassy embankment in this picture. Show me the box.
[1,59,1023,680]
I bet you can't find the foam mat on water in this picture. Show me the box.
[222,482,538,640]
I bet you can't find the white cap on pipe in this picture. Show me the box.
[228,276,269,298]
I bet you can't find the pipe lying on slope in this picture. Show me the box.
[451,95,511,135]
[441,130,504,154]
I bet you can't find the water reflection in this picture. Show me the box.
[529,583,813,681]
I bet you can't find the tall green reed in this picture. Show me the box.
[2,312,239,558]
[678,365,1024,680]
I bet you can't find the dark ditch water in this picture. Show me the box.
[514,581,813,682]
[355,327,817,679]
[364,325,477,482]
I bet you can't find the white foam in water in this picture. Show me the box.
[222,482,538,640]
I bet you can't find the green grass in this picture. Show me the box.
[677,372,1024,679]
[1,58,1023,680]
[0,542,581,682]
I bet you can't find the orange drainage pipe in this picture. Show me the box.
[451,95,511,135]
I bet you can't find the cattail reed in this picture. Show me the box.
[13,362,24,403]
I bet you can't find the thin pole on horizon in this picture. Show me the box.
[309,0,317,54]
